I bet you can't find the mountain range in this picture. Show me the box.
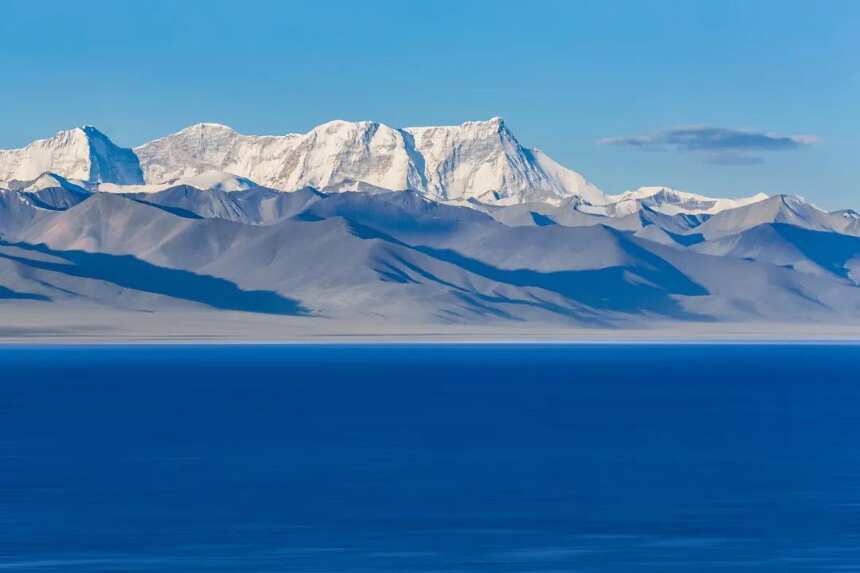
[2,118,859,334]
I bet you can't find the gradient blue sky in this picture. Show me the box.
[2,0,857,207]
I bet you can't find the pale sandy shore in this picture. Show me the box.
[1,301,860,344]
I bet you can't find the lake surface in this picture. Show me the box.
[2,344,860,572]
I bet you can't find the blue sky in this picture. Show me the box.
[1,0,857,207]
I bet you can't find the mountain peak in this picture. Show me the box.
[471,116,507,137]
[0,126,143,186]
[463,116,504,127]
[310,119,386,134]
[179,122,237,134]
[482,116,505,128]
[54,125,111,140]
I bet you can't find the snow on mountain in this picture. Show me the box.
[830,209,860,236]
[0,121,847,226]
[98,170,262,195]
[0,121,791,215]
[6,172,89,195]
[0,127,143,186]
[402,118,605,204]
[133,118,605,205]
[171,171,260,193]
[7,121,860,330]
[600,186,769,216]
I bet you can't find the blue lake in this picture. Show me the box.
[2,344,860,571]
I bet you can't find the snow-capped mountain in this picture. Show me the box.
[599,186,769,217]
[5,119,860,335]
[132,118,605,205]
[2,119,606,205]
[1,120,776,214]
[0,127,143,186]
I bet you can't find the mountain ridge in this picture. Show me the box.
[1,120,772,213]
[4,119,860,331]
[3,180,860,327]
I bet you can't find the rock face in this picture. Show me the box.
[0,127,143,186]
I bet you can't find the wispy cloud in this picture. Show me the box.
[600,126,820,164]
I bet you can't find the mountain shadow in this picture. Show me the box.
[128,196,205,219]
[770,223,860,280]
[0,241,307,315]
[345,220,711,320]
[0,285,49,301]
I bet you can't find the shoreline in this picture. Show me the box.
[3,303,859,345]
